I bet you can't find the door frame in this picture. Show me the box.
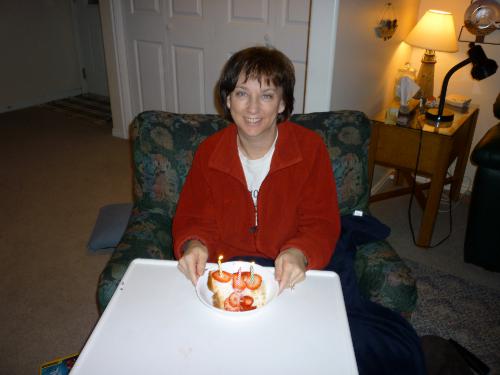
[69,0,88,94]
[100,0,339,139]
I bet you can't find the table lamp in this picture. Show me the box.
[405,10,458,100]
[426,43,498,126]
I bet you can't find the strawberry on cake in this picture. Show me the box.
[207,267,265,312]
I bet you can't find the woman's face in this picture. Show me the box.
[227,74,285,142]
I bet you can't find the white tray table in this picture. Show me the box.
[72,259,358,375]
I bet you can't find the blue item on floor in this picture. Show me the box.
[87,203,132,252]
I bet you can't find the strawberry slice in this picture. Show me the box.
[232,273,246,290]
[240,295,254,307]
[224,298,240,312]
[210,270,232,283]
[227,292,241,308]
[242,272,262,290]
[240,297,257,311]
[240,304,257,311]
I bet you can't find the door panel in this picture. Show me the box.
[172,46,205,113]
[135,40,166,111]
[132,0,160,13]
[171,0,201,15]
[230,0,268,22]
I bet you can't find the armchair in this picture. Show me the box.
[97,111,417,315]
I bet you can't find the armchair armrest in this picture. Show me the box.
[355,240,417,317]
[97,111,227,313]
[97,206,173,312]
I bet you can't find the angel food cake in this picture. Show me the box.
[207,268,266,312]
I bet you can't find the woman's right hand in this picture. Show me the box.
[177,240,209,286]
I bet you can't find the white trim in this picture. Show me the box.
[100,0,133,139]
[0,88,82,114]
[304,0,339,113]
[371,171,471,197]
[370,168,395,195]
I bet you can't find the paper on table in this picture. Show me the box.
[398,76,420,108]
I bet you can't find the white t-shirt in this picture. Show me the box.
[238,132,278,208]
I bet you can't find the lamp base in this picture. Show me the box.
[425,108,454,128]
[416,50,436,100]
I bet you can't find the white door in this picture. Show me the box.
[122,0,310,116]
[74,0,109,97]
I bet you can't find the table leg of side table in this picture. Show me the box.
[450,109,479,201]
[367,123,379,190]
[450,157,466,202]
[417,161,449,247]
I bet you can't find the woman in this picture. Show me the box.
[173,46,340,293]
[173,46,426,375]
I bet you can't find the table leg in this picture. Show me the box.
[417,160,449,247]
[393,169,405,186]
[401,172,427,209]
[367,123,379,191]
[450,109,479,201]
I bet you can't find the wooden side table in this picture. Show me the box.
[368,103,479,247]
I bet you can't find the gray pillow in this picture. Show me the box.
[87,203,133,252]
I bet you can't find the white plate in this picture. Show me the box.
[196,261,279,316]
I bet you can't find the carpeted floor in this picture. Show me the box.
[370,177,500,293]
[408,260,500,373]
[370,173,500,374]
[0,106,131,375]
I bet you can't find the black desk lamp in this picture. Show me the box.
[426,43,498,127]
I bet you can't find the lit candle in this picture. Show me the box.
[250,261,255,284]
[218,255,223,276]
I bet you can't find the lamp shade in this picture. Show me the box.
[405,10,458,52]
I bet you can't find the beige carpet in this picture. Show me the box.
[370,179,500,293]
[0,107,132,374]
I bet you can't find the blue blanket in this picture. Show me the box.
[327,214,426,375]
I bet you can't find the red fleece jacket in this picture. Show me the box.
[172,121,340,270]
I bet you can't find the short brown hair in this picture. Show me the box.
[218,46,295,123]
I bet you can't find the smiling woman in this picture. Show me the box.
[174,46,335,294]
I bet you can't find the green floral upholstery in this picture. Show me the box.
[97,111,417,315]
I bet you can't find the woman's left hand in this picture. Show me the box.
[275,248,307,294]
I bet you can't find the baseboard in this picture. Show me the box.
[370,168,394,195]
[371,169,472,196]
[415,175,472,196]
[0,88,83,114]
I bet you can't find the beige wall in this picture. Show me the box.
[408,0,500,188]
[0,0,82,112]
[330,0,420,117]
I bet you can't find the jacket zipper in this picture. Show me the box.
[252,201,258,250]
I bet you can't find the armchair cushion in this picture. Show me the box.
[97,111,417,316]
